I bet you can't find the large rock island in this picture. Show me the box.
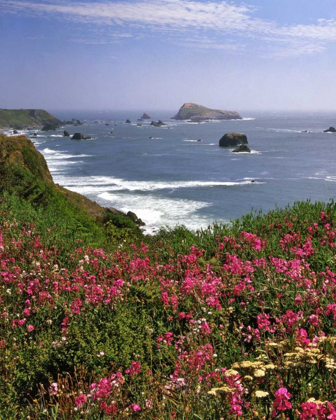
[0,109,62,130]
[172,103,242,122]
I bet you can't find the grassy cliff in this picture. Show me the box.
[0,135,140,245]
[0,109,62,129]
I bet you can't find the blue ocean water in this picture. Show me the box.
[15,110,336,233]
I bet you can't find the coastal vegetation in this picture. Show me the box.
[1,136,336,418]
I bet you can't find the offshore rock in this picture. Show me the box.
[324,127,336,133]
[72,133,84,140]
[150,120,166,127]
[63,119,82,126]
[140,113,151,120]
[232,144,251,153]
[172,103,242,121]
[41,123,58,131]
[126,119,131,124]
[64,131,70,137]
[219,132,248,148]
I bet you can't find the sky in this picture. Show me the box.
[1,0,336,111]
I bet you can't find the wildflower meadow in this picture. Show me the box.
[1,194,336,419]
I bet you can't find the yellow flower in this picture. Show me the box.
[264,363,275,370]
[224,369,239,377]
[254,369,266,377]
[208,386,235,395]
[255,390,269,398]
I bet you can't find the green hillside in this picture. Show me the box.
[0,135,140,245]
[0,109,62,129]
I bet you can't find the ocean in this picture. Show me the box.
[9,110,336,233]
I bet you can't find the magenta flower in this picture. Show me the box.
[27,324,34,332]
[74,394,87,407]
[125,361,141,376]
[131,403,141,412]
[272,387,292,417]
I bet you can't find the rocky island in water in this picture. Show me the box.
[172,102,242,122]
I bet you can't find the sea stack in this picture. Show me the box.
[219,132,248,148]
[140,113,151,120]
[172,103,242,122]
[150,120,166,127]
[71,133,84,140]
[324,127,336,133]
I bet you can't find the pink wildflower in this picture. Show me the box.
[131,403,141,412]
[74,394,87,407]
[272,387,292,417]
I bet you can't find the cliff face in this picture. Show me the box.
[0,109,62,129]
[172,103,242,121]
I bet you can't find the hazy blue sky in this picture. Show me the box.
[1,0,336,111]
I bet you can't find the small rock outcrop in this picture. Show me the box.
[127,211,145,226]
[64,131,70,137]
[219,132,248,148]
[150,120,166,127]
[72,133,84,140]
[232,144,251,153]
[63,119,82,126]
[41,123,58,131]
[126,119,131,124]
[324,127,336,133]
[140,113,151,120]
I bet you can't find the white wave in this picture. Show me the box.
[53,175,263,194]
[48,160,84,167]
[241,117,256,121]
[325,176,336,182]
[98,192,215,234]
[43,148,64,154]
[183,139,202,143]
[230,149,261,155]
[50,135,64,137]
[41,148,91,160]
[265,128,304,133]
